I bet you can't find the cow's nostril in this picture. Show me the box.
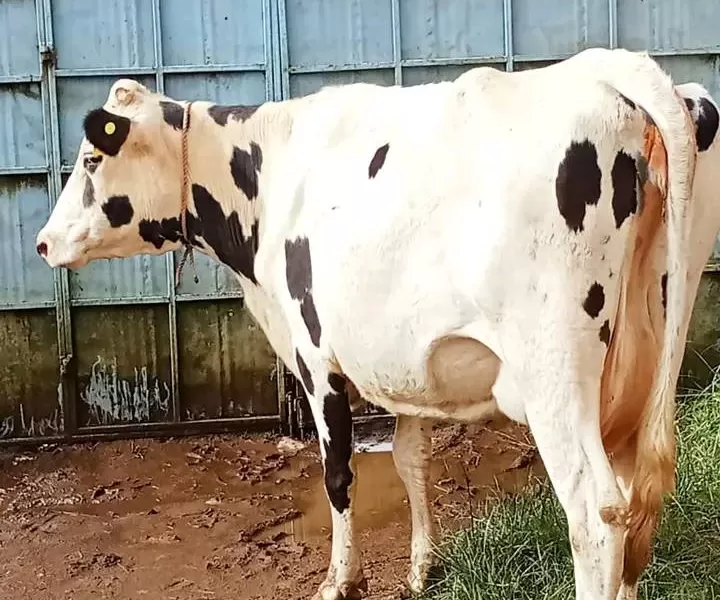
[36,242,48,257]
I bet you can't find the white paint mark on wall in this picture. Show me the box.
[81,356,170,426]
[0,392,64,439]
[0,415,14,438]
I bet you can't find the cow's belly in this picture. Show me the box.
[327,305,509,423]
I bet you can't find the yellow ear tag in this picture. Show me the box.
[92,146,105,157]
[104,121,116,135]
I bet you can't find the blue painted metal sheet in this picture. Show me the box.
[0,177,56,308]
[0,1,41,81]
[399,0,506,60]
[1,0,719,444]
[618,0,720,52]
[0,85,46,171]
[52,1,156,70]
[512,0,609,57]
[159,0,266,67]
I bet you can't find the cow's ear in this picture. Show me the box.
[83,108,131,157]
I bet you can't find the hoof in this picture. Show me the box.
[312,575,368,600]
[402,562,445,597]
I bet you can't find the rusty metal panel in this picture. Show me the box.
[399,0,505,60]
[159,0,266,67]
[618,0,720,51]
[51,0,155,69]
[177,300,278,419]
[0,176,56,308]
[0,84,46,170]
[0,309,61,440]
[72,305,172,427]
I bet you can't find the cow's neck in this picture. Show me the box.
[181,100,294,287]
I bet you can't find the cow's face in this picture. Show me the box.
[36,79,184,269]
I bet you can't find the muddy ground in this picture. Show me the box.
[0,420,544,600]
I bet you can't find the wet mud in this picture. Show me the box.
[0,420,542,600]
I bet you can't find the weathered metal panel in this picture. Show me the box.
[52,0,155,69]
[72,305,172,427]
[159,0,266,67]
[654,55,720,101]
[512,0,609,57]
[1,0,719,446]
[163,72,267,102]
[0,0,40,79]
[399,0,505,60]
[177,300,278,419]
[285,0,394,67]
[0,84,46,170]
[618,0,720,51]
[403,65,489,86]
[290,70,395,98]
[0,176,56,308]
[0,308,60,440]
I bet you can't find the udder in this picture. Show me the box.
[424,334,502,421]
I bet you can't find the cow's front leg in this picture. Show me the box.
[295,353,366,600]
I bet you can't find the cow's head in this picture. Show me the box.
[36,79,185,268]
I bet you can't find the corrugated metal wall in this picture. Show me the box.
[0,0,718,444]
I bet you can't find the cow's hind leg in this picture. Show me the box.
[611,450,638,600]
[514,369,628,600]
[392,414,435,593]
[294,351,366,600]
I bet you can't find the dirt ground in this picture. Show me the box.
[0,419,543,600]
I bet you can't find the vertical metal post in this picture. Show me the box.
[276,0,290,99]
[152,0,181,424]
[390,0,403,86]
[262,0,276,101]
[40,0,77,436]
[503,0,515,72]
[608,0,618,49]
[266,0,286,432]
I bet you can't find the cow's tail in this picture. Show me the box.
[579,48,697,584]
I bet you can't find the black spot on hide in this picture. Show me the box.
[555,140,602,233]
[102,195,134,227]
[159,101,184,131]
[583,282,605,319]
[208,104,259,126]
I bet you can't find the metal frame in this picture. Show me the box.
[0,0,284,446]
[1,0,720,447]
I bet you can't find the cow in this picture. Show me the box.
[34,47,720,600]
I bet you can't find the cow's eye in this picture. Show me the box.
[83,154,103,173]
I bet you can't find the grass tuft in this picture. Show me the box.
[419,370,720,600]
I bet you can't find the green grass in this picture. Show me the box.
[420,371,720,600]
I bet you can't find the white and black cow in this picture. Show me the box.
[35,47,720,600]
